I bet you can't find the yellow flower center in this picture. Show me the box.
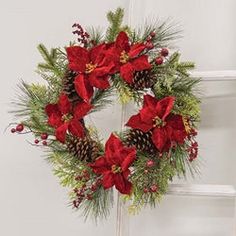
[182,116,191,133]
[120,50,129,64]
[85,62,97,74]
[111,165,122,174]
[62,113,73,122]
[153,116,166,128]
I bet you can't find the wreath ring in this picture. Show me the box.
[10,8,200,220]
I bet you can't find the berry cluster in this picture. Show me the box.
[187,129,198,162]
[34,133,49,146]
[73,170,102,208]
[72,23,90,47]
[144,31,169,65]
[11,123,49,146]
[11,123,24,133]
[142,159,159,193]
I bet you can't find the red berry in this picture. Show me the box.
[73,200,78,208]
[150,31,156,37]
[91,184,97,192]
[42,140,47,146]
[146,42,154,49]
[155,56,164,65]
[34,139,39,144]
[144,188,149,193]
[75,175,82,181]
[150,184,158,193]
[146,36,152,42]
[96,179,102,185]
[146,160,155,168]
[161,48,169,57]
[11,128,16,133]
[86,194,93,200]
[16,124,24,132]
[41,133,48,140]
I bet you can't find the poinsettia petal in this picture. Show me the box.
[123,169,131,179]
[66,46,89,73]
[102,172,115,189]
[93,63,115,77]
[73,101,93,119]
[155,96,175,120]
[139,106,156,125]
[131,55,151,71]
[126,114,153,132]
[105,134,124,161]
[121,147,136,171]
[68,119,84,138]
[74,74,94,102]
[58,93,71,115]
[47,112,63,128]
[151,127,168,151]
[104,47,121,73]
[89,43,106,64]
[114,174,132,195]
[167,114,185,130]
[55,123,68,143]
[143,94,158,108]
[45,104,59,117]
[88,74,110,89]
[115,31,130,51]
[129,43,146,58]
[167,115,187,143]
[90,156,110,174]
[120,63,134,84]
[45,103,62,127]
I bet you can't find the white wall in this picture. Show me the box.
[1,0,236,236]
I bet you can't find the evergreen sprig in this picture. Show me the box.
[106,7,130,42]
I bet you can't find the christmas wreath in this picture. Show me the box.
[10,8,200,220]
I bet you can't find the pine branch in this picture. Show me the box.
[105,7,130,42]
[112,76,144,105]
[37,44,67,78]
[79,187,114,222]
[131,19,181,48]
[86,27,104,45]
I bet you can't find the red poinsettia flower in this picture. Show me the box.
[107,31,151,84]
[126,95,187,152]
[45,93,92,143]
[66,43,114,101]
[90,134,136,195]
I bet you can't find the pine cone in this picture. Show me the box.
[131,70,156,90]
[67,136,100,162]
[62,70,81,103]
[125,129,157,154]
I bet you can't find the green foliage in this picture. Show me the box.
[128,152,175,214]
[86,27,104,45]
[78,187,114,222]
[11,81,53,134]
[36,44,67,102]
[131,20,181,49]
[112,76,144,105]
[106,7,130,42]
[153,52,201,121]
